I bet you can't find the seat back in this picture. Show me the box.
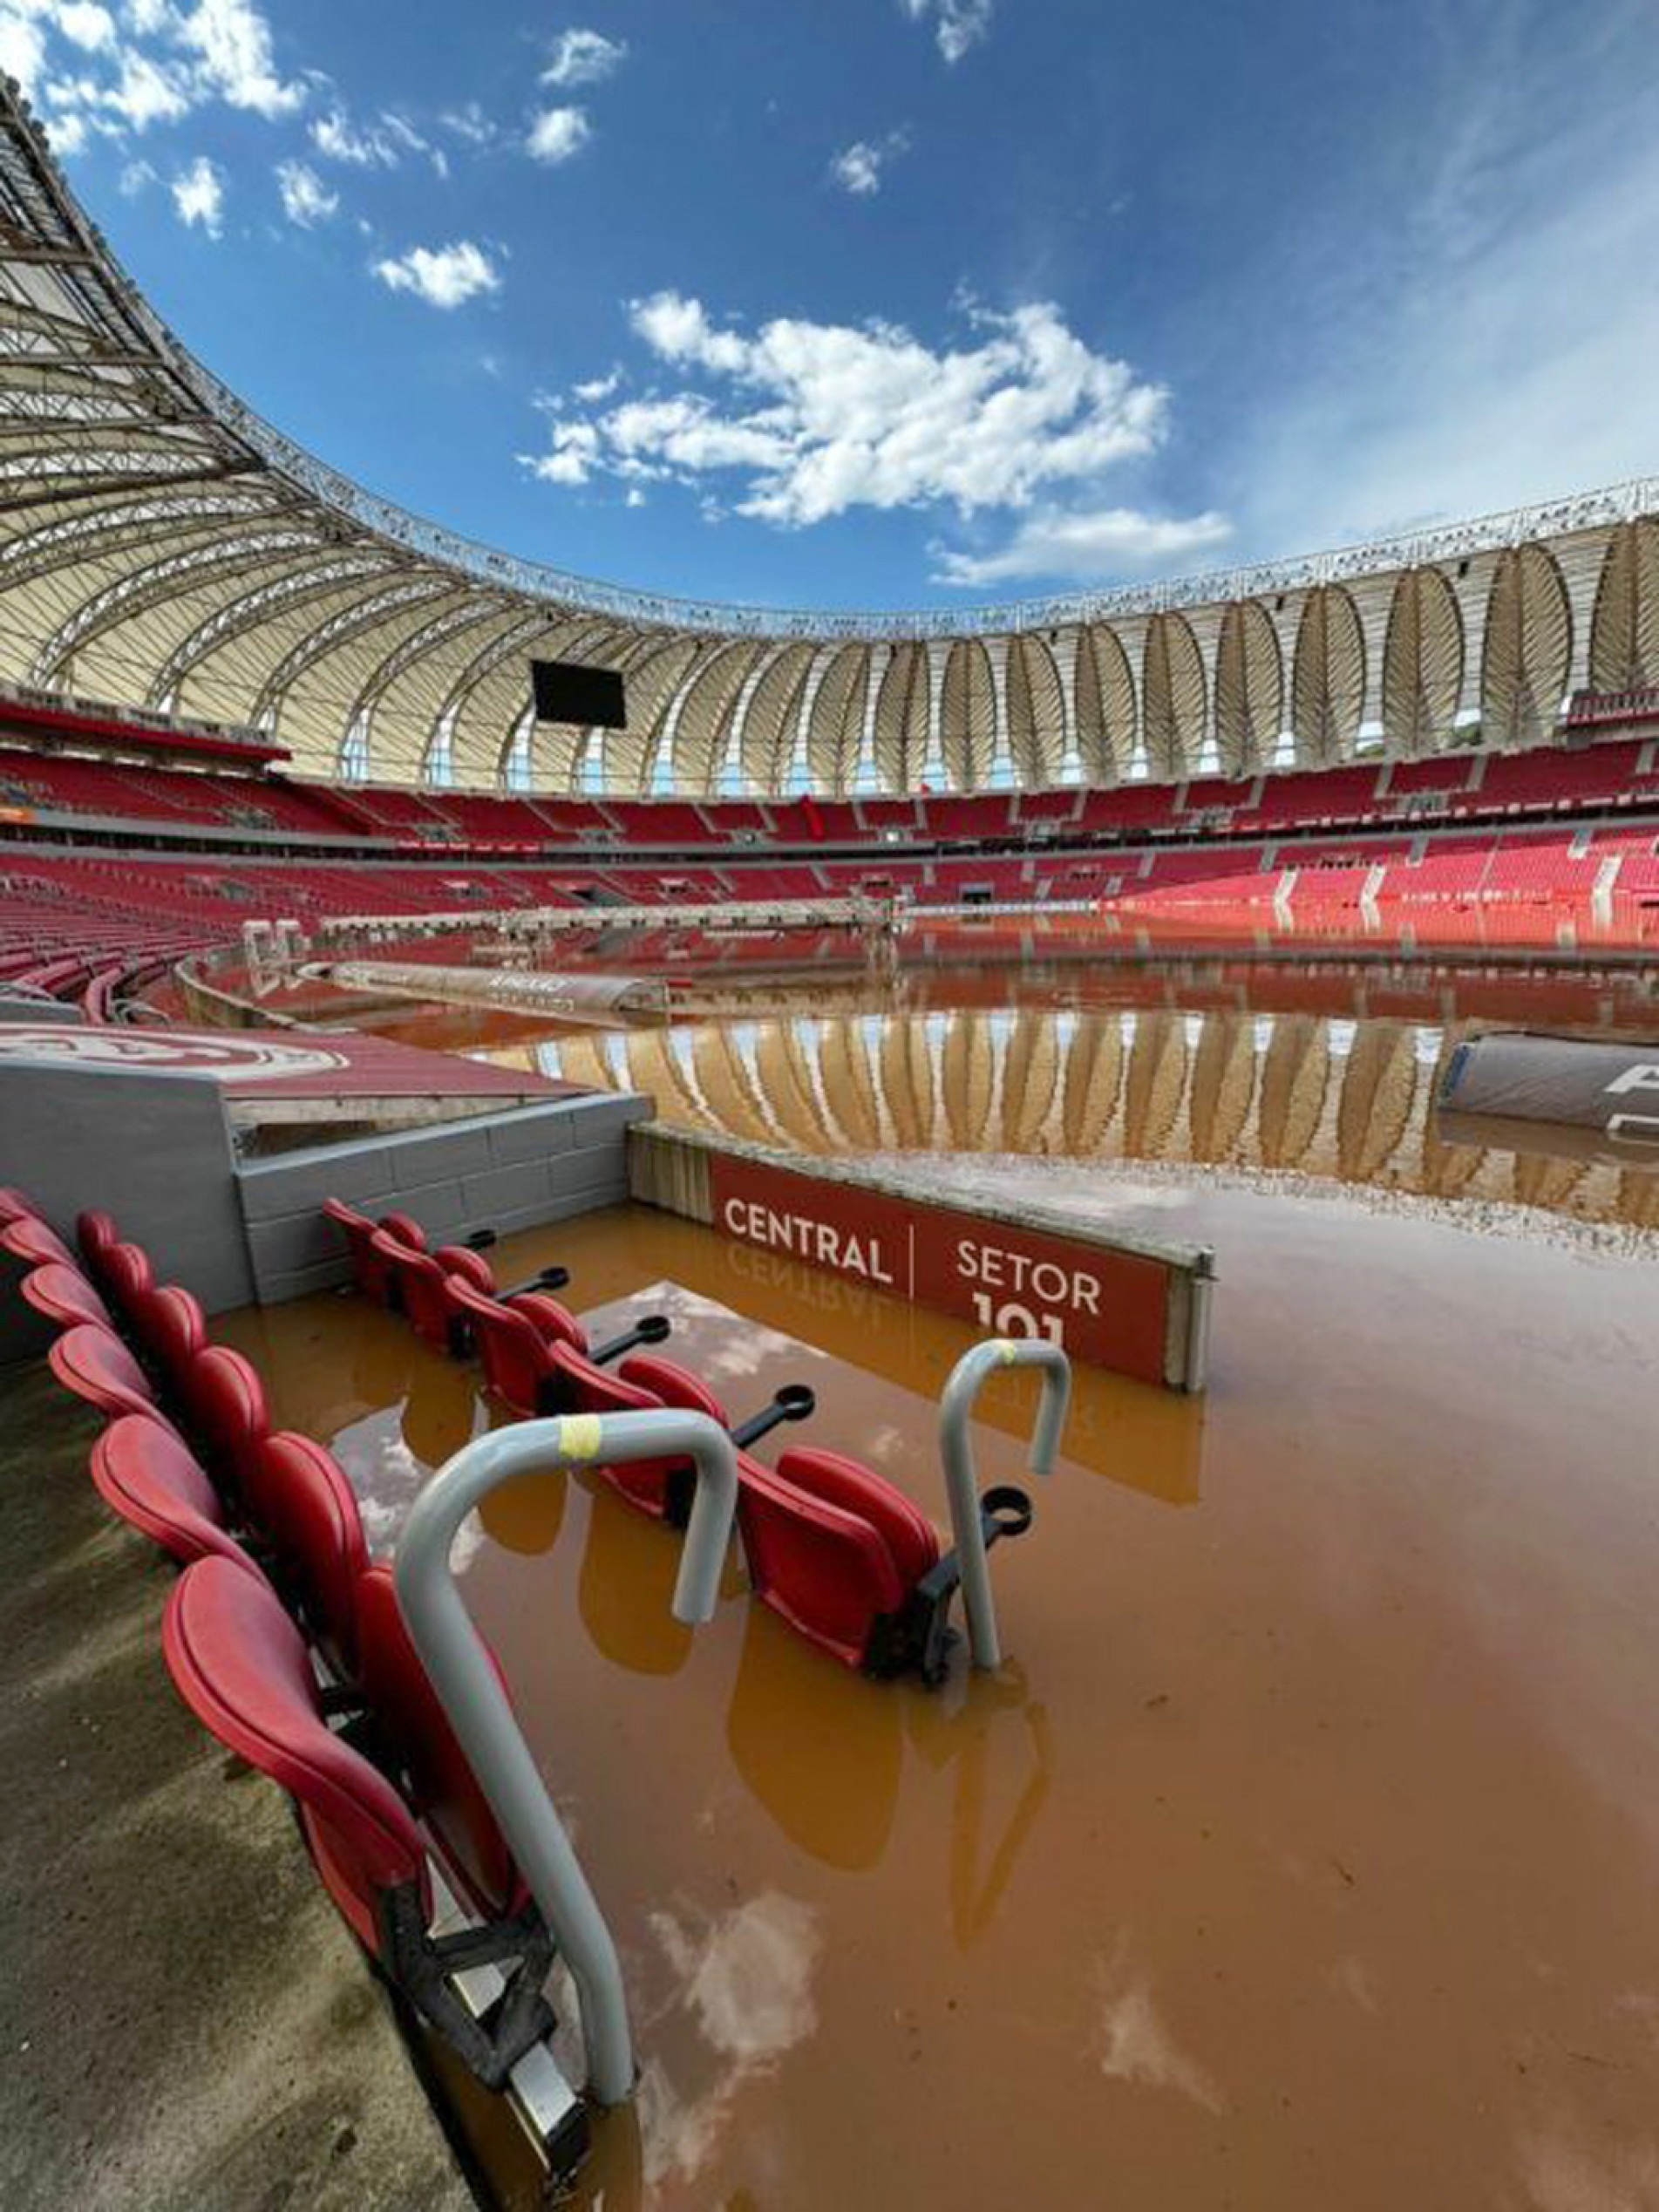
[500,1289,588,1356]
[20,1262,112,1331]
[353,1562,521,1919]
[75,1208,119,1265]
[324,1200,425,1305]
[99,1241,155,1319]
[126,1283,207,1390]
[617,1352,728,1426]
[547,1342,692,1521]
[2,1215,76,1268]
[0,1186,38,1225]
[242,1431,369,1669]
[48,1323,173,1428]
[735,1447,940,1671]
[163,1556,429,1952]
[90,1414,252,1569]
[180,1344,269,1476]
[446,1277,552,1416]
[372,1234,454,1351]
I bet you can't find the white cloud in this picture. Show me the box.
[932,504,1232,586]
[526,104,590,164]
[901,0,993,65]
[5,0,303,142]
[571,369,620,403]
[829,131,908,197]
[169,150,222,235]
[309,104,436,168]
[372,238,500,310]
[541,26,625,88]
[439,99,497,147]
[275,156,337,227]
[527,293,1181,532]
[174,0,302,118]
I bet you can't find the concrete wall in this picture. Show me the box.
[1,1060,252,1363]
[237,1090,650,1303]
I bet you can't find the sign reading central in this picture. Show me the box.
[708,1153,1170,1383]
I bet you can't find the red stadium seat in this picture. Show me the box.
[2,1215,77,1268]
[179,1344,269,1477]
[90,1414,256,1570]
[353,1562,522,1920]
[241,1431,368,1670]
[163,1555,555,2089]
[98,1240,155,1317]
[446,1279,566,1414]
[126,1282,207,1390]
[736,1446,942,1673]
[0,1187,39,1226]
[324,1198,425,1305]
[546,1344,696,1521]
[47,1323,178,1430]
[371,1232,472,1351]
[76,1209,119,1265]
[20,1261,112,1331]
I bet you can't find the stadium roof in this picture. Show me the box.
[0,80,1654,795]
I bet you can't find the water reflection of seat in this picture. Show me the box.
[474,1466,567,1557]
[576,1487,695,1678]
[727,1600,1052,1929]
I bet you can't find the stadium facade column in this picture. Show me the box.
[854,642,890,793]
[1350,572,1394,755]
[922,638,950,788]
[983,634,1013,788]
[1055,627,1084,784]
[1558,527,1611,704]
[1447,549,1500,737]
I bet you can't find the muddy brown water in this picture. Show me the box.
[219,1153,1659,2209]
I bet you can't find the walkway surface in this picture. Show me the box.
[0,1358,474,2212]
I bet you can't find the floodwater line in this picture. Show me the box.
[394,1408,739,2107]
[939,1337,1071,1668]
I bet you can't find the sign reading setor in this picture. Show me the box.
[708,1153,1172,1384]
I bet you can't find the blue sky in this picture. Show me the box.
[6,0,1659,612]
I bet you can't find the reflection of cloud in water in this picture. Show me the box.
[642,1282,836,1386]
[1093,1936,1223,2114]
[1514,2115,1659,2211]
[637,1891,822,2186]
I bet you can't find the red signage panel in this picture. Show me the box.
[708,1152,1169,1383]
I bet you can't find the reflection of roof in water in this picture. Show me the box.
[514,1006,1659,1229]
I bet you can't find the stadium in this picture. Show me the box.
[3,30,1659,2212]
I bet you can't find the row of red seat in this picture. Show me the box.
[0,1186,582,2131]
[7,729,1659,854]
[326,1198,1006,1683]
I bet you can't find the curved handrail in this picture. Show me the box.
[938,1338,1071,1669]
[393,1408,739,2106]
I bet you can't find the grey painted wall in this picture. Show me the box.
[1,1059,252,1363]
[236,1091,652,1303]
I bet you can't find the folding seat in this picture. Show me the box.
[1,1214,77,1268]
[240,1431,368,1672]
[19,1261,113,1331]
[445,1276,670,1417]
[163,1556,557,2091]
[734,1447,1031,1682]
[548,1342,814,1524]
[98,1241,155,1321]
[0,1187,40,1225]
[47,1323,181,1433]
[323,1199,427,1306]
[352,1562,521,1920]
[90,1414,259,1571]
[177,1344,269,1484]
[125,1283,207,1392]
[76,1209,119,1267]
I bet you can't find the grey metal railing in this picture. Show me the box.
[393,1409,739,2106]
[939,1339,1071,1668]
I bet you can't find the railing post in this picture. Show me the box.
[394,1409,738,2106]
[938,1339,1071,1670]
